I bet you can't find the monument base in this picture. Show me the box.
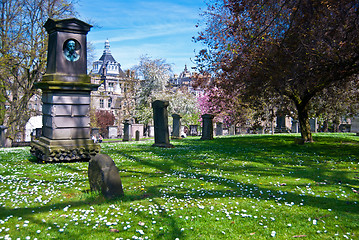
[152,143,174,148]
[30,137,100,162]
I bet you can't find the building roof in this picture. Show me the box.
[92,40,126,77]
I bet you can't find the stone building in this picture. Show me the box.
[90,40,137,134]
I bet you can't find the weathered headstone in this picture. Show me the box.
[88,154,124,199]
[351,116,359,135]
[309,118,318,133]
[152,100,173,148]
[201,114,214,140]
[189,125,198,136]
[0,126,7,148]
[275,115,289,133]
[108,126,118,139]
[172,114,182,139]
[123,120,131,141]
[291,120,299,133]
[30,18,100,162]
[216,122,223,136]
[229,125,235,135]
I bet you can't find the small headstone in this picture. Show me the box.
[171,114,182,139]
[216,122,223,136]
[189,125,198,136]
[88,154,124,199]
[309,118,318,133]
[108,126,118,139]
[123,120,131,141]
[229,125,235,135]
[152,100,173,148]
[291,120,299,133]
[201,114,214,140]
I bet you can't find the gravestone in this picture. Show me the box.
[309,118,318,133]
[189,125,198,136]
[351,116,359,135]
[229,125,235,135]
[108,126,117,139]
[172,114,182,139]
[291,120,299,133]
[88,153,124,199]
[201,114,214,140]
[216,122,223,136]
[0,126,7,148]
[30,18,100,162]
[152,100,173,148]
[123,120,131,141]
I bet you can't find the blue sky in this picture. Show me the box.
[75,0,207,74]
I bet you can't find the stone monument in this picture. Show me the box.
[171,114,182,139]
[216,122,223,136]
[201,114,214,140]
[351,116,359,135]
[152,100,173,148]
[122,120,131,141]
[30,18,100,162]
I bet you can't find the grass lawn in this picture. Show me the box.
[0,133,358,240]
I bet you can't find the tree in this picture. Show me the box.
[133,55,172,125]
[195,0,359,142]
[95,110,115,137]
[0,0,76,143]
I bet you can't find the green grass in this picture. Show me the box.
[0,133,358,239]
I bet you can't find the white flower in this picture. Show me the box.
[271,231,276,237]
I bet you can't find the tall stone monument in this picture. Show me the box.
[152,100,173,148]
[171,114,182,139]
[201,114,214,140]
[122,120,131,141]
[30,18,100,162]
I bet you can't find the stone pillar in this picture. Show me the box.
[152,100,173,148]
[172,114,182,139]
[123,120,131,141]
[30,18,100,162]
[201,114,214,140]
[0,125,7,148]
[216,122,223,136]
[291,120,299,133]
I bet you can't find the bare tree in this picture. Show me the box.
[0,0,76,144]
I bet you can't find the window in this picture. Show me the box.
[108,82,114,92]
[100,99,104,108]
[108,98,112,108]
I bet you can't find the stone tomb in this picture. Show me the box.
[30,18,100,162]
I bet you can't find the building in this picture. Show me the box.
[90,40,137,133]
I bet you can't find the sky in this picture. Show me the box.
[75,0,207,74]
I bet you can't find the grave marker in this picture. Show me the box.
[30,18,100,162]
[152,100,173,148]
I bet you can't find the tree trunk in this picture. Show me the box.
[297,103,313,142]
